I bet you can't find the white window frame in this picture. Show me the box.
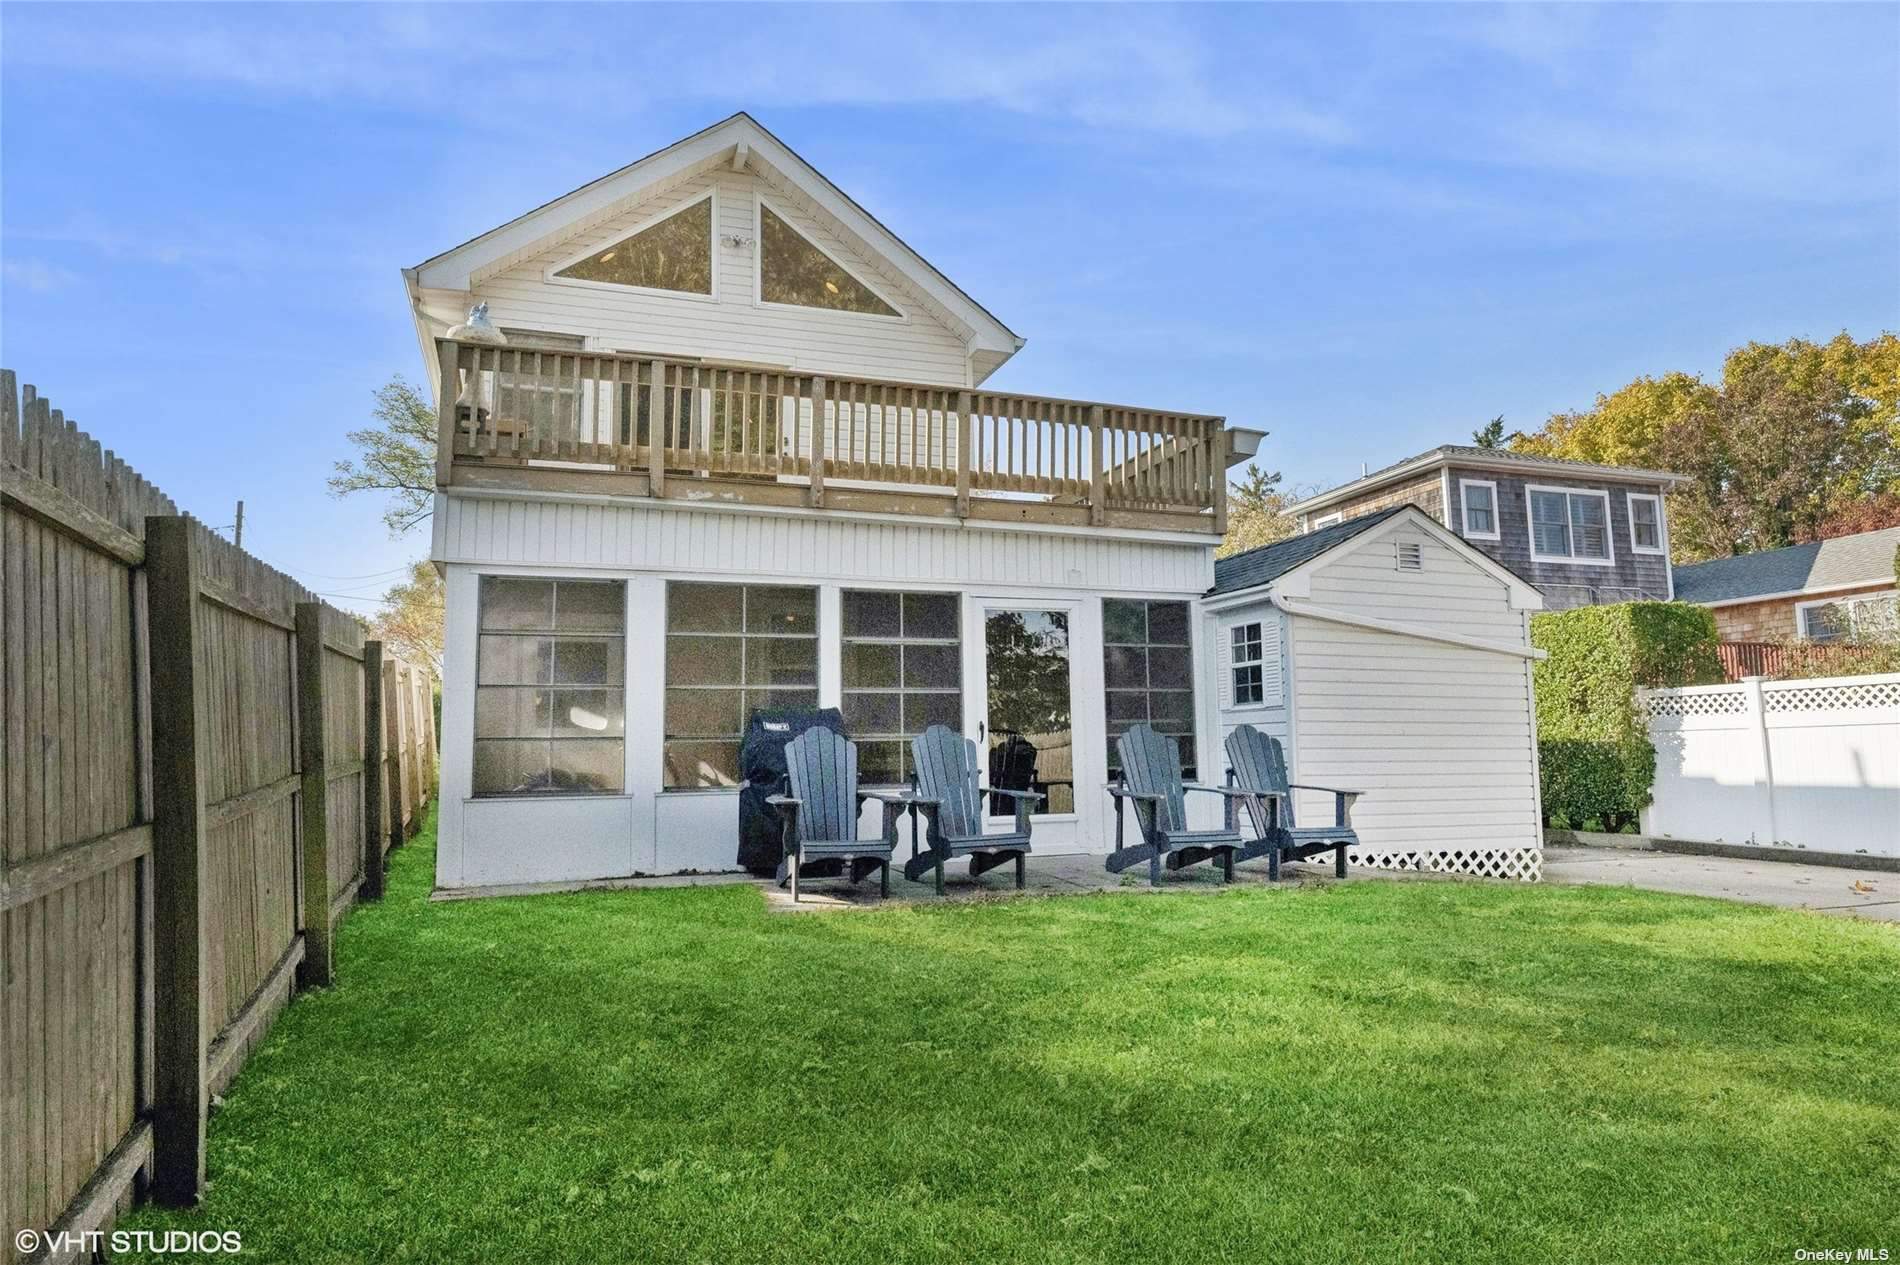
[1458,478,1500,540]
[754,193,908,324]
[1525,484,1616,567]
[545,188,720,304]
[1230,621,1265,706]
[1626,492,1667,556]
[1312,512,1343,529]
[1795,589,1900,643]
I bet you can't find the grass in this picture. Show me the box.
[122,808,1900,1263]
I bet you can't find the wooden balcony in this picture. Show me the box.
[433,338,1232,535]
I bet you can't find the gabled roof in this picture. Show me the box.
[1211,507,1407,595]
[1289,444,1687,517]
[1673,526,1900,606]
[404,112,1022,367]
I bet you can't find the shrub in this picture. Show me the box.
[1531,602,1724,831]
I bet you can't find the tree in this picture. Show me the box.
[370,560,444,673]
[329,376,437,536]
[1795,492,1900,542]
[1509,372,1713,469]
[1471,416,1506,448]
[1218,464,1316,558]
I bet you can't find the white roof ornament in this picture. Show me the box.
[446,301,506,344]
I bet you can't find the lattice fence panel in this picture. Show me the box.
[1642,689,1747,717]
[1762,680,1900,713]
[1288,846,1543,882]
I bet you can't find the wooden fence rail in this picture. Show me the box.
[0,370,438,1263]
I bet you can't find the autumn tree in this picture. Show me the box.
[1795,492,1900,542]
[329,376,437,535]
[371,560,444,673]
[1218,464,1316,558]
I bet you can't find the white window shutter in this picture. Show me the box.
[1217,621,1232,708]
[1262,618,1284,709]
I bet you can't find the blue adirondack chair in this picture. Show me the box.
[1223,724,1360,880]
[765,727,919,901]
[1105,723,1251,885]
[903,725,1040,895]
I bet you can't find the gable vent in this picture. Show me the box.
[1395,540,1423,571]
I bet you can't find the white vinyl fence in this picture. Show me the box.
[1639,674,1900,858]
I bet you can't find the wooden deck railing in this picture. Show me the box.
[433,338,1229,533]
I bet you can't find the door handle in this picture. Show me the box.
[978,721,986,743]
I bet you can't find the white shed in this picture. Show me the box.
[1202,506,1547,880]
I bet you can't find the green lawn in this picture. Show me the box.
[123,810,1900,1263]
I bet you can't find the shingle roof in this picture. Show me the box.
[1673,527,1900,605]
[1211,507,1407,596]
[1288,444,1685,516]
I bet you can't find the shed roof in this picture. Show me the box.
[1288,445,1686,517]
[1210,507,1407,595]
[1673,526,1900,605]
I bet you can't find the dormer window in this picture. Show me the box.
[554,194,713,296]
[759,202,899,317]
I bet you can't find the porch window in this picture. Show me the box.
[1528,487,1612,562]
[759,203,899,317]
[840,591,962,786]
[1230,622,1265,706]
[664,582,818,788]
[1104,599,1196,778]
[473,577,626,796]
[554,194,713,295]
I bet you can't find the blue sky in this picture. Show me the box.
[3,3,1895,613]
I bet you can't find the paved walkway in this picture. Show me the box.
[1541,846,1899,921]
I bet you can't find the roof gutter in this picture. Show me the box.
[1270,593,1546,660]
[1289,452,1689,517]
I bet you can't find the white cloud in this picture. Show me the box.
[2,259,80,292]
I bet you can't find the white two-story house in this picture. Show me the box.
[406,113,1261,888]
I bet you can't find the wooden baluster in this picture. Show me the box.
[809,376,827,507]
[647,360,666,496]
[1089,405,1105,524]
[436,341,458,487]
[956,390,973,515]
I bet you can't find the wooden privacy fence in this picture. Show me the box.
[1715,639,1895,682]
[0,371,437,1263]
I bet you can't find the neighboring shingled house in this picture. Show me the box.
[1287,445,1686,610]
[1673,526,1900,642]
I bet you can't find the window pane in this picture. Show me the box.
[842,642,900,689]
[858,741,906,788]
[1531,491,1571,556]
[664,741,740,789]
[1104,646,1146,690]
[666,636,744,687]
[477,634,552,685]
[1147,602,1189,647]
[903,692,960,734]
[903,593,959,639]
[1150,690,1194,722]
[842,692,902,735]
[555,197,712,295]
[760,205,899,317]
[745,637,819,687]
[1570,495,1609,559]
[550,689,625,739]
[1106,690,1149,722]
[842,590,901,638]
[747,585,818,635]
[668,583,743,633]
[475,686,549,739]
[1631,499,1660,549]
[902,643,960,689]
[1149,650,1192,690]
[1465,485,1494,534]
[1103,598,1146,646]
[554,581,624,632]
[756,687,819,713]
[548,740,624,794]
[666,689,743,739]
[481,578,553,631]
[554,638,625,687]
[472,739,549,796]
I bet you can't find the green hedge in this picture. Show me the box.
[1531,602,1724,832]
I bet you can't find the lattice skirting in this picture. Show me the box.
[1290,845,1543,882]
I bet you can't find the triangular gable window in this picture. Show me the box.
[556,196,712,295]
[760,204,898,317]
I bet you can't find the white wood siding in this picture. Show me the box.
[1288,614,1540,858]
[472,166,973,386]
[1304,523,1523,642]
[434,493,1214,595]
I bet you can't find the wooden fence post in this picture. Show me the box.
[1088,404,1105,526]
[809,376,827,509]
[955,389,973,518]
[646,359,667,497]
[384,656,407,851]
[361,640,386,901]
[143,516,207,1206]
[293,602,333,988]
